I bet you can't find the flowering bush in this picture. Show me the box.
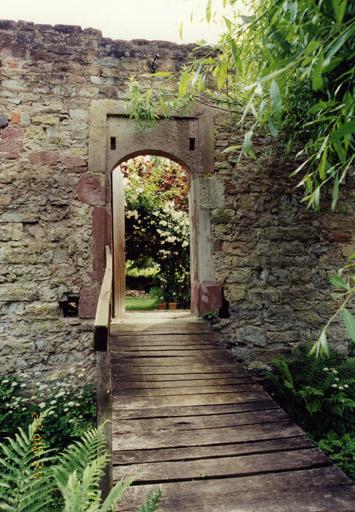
[0,368,96,451]
[121,156,190,306]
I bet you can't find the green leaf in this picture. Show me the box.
[270,79,282,114]
[329,275,348,290]
[242,130,255,158]
[319,330,329,357]
[342,309,355,343]
[206,0,212,22]
[216,62,228,90]
[230,39,242,73]
[311,52,324,91]
[324,25,355,66]
[178,21,183,40]
[178,70,190,97]
[331,174,339,211]
[305,40,321,55]
[331,120,355,141]
[318,145,328,180]
[331,0,348,23]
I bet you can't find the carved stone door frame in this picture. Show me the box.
[89,100,224,317]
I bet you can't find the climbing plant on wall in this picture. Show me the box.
[129,0,355,211]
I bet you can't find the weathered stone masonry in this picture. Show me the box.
[0,20,354,377]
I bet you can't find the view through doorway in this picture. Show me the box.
[112,155,191,315]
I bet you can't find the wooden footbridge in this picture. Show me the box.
[94,249,355,511]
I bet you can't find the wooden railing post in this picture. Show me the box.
[94,245,113,498]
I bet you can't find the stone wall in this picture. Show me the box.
[0,20,354,377]
[212,116,355,368]
[0,20,191,378]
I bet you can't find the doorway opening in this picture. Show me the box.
[112,154,191,316]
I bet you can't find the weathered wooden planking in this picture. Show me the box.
[113,390,271,410]
[111,318,355,512]
[111,334,218,343]
[111,364,243,375]
[112,400,279,420]
[113,377,252,389]
[113,422,303,451]
[110,324,208,334]
[113,447,330,483]
[112,435,314,465]
[111,348,223,356]
[117,467,354,512]
[111,355,234,366]
[112,383,260,398]
[112,408,288,434]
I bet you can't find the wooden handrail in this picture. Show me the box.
[94,245,112,351]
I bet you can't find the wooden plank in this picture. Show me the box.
[112,383,259,398]
[112,408,288,434]
[113,400,278,420]
[111,372,243,382]
[111,356,237,366]
[113,377,252,389]
[110,328,211,340]
[113,422,303,450]
[113,390,271,409]
[94,246,112,351]
[113,447,330,483]
[118,468,354,512]
[111,348,223,356]
[113,435,314,465]
[111,364,242,375]
[110,334,218,343]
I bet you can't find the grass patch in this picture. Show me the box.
[125,296,159,311]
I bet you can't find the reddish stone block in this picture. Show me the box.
[92,207,107,281]
[28,150,59,166]
[79,287,99,319]
[0,126,24,158]
[192,282,223,315]
[11,112,20,124]
[77,173,105,206]
[61,155,87,168]
[328,232,352,243]
[1,126,23,139]
[214,239,223,251]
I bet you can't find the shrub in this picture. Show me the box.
[0,370,96,451]
[266,344,355,436]
[266,344,355,478]
[318,432,355,480]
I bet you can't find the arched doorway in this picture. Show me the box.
[112,153,193,318]
[88,102,223,318]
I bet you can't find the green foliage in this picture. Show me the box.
[318,431,355,479]
[0,414,55,512]
[311,252,355,357]
[125,296,160,311]
[0,417,161,512]
[266,344,355,436]
[0,372,96,452]
[122,156,190,307]
[202,311,219,322]
[129,0,355,210]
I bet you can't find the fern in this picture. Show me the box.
[0,416,161,512]
[266,344,355,437]
[0,415,56,512]
[53,426,107,488]
[138,489,162,512]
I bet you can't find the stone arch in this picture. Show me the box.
[89,100,224,317]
